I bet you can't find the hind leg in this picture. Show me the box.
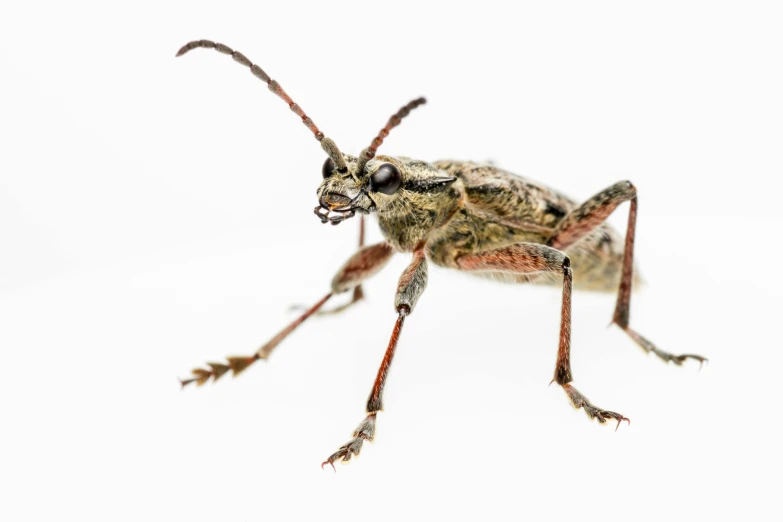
[549,181,706,366]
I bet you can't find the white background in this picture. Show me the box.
[1,1,781,520]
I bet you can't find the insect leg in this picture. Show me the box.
[549,181,706,366]
[180,242,394,388]
[321,248,426,469]
[458,243,629,428]
[310,216,367,315]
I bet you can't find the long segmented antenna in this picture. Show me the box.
[355,97,427,174]
[176,40,347,171]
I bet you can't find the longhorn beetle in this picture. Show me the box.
[174,39,707,470]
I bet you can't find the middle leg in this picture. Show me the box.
[458,243,629,428]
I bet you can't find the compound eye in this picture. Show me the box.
[322,157,335,179]
[368,163,402,195]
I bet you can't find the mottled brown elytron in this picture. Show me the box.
[175,40,706,470]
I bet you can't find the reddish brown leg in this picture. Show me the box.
[458,243,628,428]
[292,216,367,315]
[344,216,367,306]
[322,248,426,469]
[180,240,394,388]
[180,294,332,388]
[550,181,706,367]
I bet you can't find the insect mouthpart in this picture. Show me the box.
[314,192,371,225]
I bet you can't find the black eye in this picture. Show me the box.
[322,157,335,179]
[368,163,402,195]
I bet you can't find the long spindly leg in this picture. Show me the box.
[322,247,427,469]
[549,181,706,367]
[458,243,629,428]
[291,216,368,315]
[317,216,368,315]
[180,241,394,388]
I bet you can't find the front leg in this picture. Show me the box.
[315,216,369,315]
[180,241,394,387]
[458,243,629,429]
[291,216,368,315]
[322,247,427,469]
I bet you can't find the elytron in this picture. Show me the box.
[175,39,706,470]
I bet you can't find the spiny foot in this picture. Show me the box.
[622,327,708,369]
[321,413,376,471]
[665,353,708,368]
[563,384,630,431]
[583,406,630,431]
[179,355,260,388]
[321,443,360,472]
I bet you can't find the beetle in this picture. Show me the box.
[174,39,706,470]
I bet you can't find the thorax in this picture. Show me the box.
[424,161,577,267]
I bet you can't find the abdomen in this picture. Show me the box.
[428,161,633,293]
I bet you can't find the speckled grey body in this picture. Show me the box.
[175,39,706,470]
[319,156,629,292]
